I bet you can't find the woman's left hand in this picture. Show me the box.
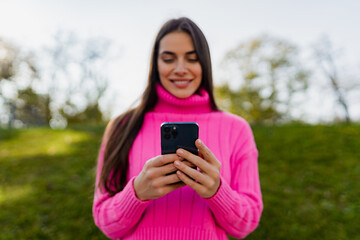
[174,139,221,198]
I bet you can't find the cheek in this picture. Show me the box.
[157,61,170,78]
[197,68,202,78]
[194,64,202,80]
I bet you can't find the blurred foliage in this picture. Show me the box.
[60,102,104,125]
[14,87,51,126]
[0,39,44,128]
[0,39,38,87]
[313,36,357,123]
[0,39,18,81]
[1,124,359,239]
[216,35,310,125]
[0,33,112,128]
[44,31,111,127]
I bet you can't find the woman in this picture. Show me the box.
[93,17,263,239]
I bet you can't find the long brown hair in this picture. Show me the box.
[99,17,219,196]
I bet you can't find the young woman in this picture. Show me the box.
[93,17,263,239]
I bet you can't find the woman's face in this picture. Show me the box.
[157,31,202,98]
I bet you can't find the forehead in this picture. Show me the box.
[158,31,195,53]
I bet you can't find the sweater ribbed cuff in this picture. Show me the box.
[204,176,236,216]
[113,176,150,220]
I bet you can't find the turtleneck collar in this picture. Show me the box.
[152,83,212,114]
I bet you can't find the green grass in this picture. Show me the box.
[241,124,360,240]
[0,125,107,240]
[1,124,359,239]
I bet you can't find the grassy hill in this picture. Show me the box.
[0,124,359,239]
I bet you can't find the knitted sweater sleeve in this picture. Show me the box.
[205,119,263,239]
[92,142,150,239]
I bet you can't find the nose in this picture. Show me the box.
[174,60,187,75]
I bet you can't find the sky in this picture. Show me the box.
[1,0,360,122]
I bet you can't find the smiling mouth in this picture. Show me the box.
[170,79,193,88]
[171,79,191,83]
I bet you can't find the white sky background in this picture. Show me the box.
[1,0,360,122]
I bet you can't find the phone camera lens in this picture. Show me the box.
[171,129,178,138]
[164,127,170,132]
[165,133,171,139]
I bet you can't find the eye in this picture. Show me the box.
[187,53,199,62]
[162,58,175,63]
[187,58,199,63]
[160,53,175,63]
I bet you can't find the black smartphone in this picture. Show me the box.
[161,122,199,155]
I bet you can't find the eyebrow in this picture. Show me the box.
[160,50,197,56]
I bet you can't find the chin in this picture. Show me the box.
[172,90,193,99]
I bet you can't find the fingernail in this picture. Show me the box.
[174,161,180,166]
[197,139,202,145]
[177,149,184,154]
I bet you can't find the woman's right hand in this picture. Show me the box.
[133,154,186,201]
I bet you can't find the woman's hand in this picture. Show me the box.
[174,139,221,199]
[133,154,186,201]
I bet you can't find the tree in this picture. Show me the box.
[0,39,45,127]
[314,37,357,123]
[14,87,51,126]
[216,35,310,124]
[0,39,18,82]
[0,39,38,85]
[43,31,113,126]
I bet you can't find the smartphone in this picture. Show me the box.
[161,122,199,155]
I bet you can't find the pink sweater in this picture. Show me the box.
[93,84,263,239]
